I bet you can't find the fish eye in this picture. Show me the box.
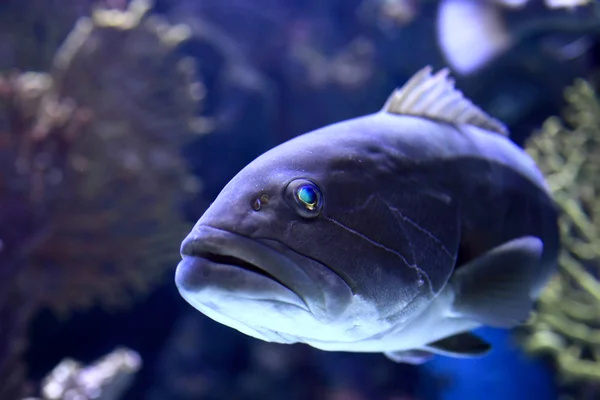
[296,186,319,210]
[285,179,323,218]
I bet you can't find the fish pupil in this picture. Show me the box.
[297,186,317,209]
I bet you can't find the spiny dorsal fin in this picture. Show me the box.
[382,66,509,136]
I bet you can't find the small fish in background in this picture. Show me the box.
[436,0,512,76]
[175,66,559,364]
[436,0,596,75]
[544,0,593,8]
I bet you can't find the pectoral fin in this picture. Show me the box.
[383,332,491,364]
[451,236,542,328]
[424,332,491,358]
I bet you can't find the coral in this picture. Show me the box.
[0,0,95,71]
[286,36,376,90]
[1,0,204,314]
[0,0,206,396]
[31,347,141,400]
[357,0,421,34]
[15,0,206,313]
[148,312,423,400]
[0,289,33,400]
[0,70,82,400]
[523,79,600,392]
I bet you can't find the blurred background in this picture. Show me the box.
[1,0,599,399]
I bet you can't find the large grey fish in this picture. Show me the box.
[175,66,559,364]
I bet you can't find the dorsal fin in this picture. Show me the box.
[382,66,509,136]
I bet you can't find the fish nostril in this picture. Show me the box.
[251,193,270,211]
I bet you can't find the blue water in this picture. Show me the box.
[421,327,557,400]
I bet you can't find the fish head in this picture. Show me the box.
[175,118,435,345]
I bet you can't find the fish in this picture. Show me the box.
[436,0,511,75]
[175,66,559,364]
[436,0,596,75]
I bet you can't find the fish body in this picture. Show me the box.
[175,66,559,363]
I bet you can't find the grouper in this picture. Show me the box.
[175,66,559,363]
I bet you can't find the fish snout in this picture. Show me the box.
[176,225,353,324]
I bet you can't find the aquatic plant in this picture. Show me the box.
[523,79,600,392]
[0,0,206,396]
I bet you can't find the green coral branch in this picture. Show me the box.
[524,78,600,384]
[560,253,600,303]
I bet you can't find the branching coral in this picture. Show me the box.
[1,0,204,314]
[0,0,206,396]
[15,0,206,313]
[287,36,376,90]
[523,79,600,387]
[0,69,88,400]
[30,347,141,400]
[0,287,33,400]
[0,0,95,71]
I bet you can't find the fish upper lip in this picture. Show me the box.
[181,235,289,290]
[180,225,327,315]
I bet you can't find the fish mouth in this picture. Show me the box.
[176,225,319,314]
[182,247,291,291]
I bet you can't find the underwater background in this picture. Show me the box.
[1,0,599,399]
